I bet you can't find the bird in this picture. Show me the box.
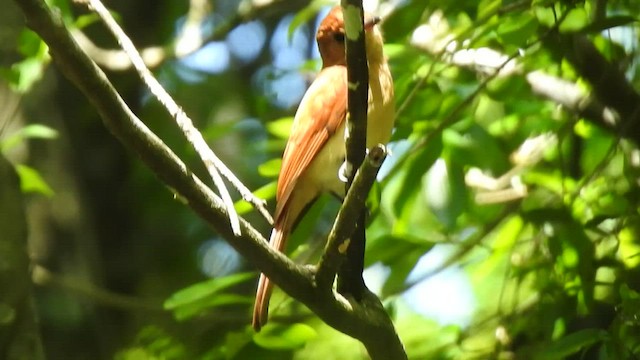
[252,5,395,331]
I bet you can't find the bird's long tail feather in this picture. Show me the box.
[252,227,287,331]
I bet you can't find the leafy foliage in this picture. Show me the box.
[6,0,640,358]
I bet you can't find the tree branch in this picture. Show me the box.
[409,15,617,131]
[88,0,278,232]
[409,12,640,147]
[548,33,640,145]
[84,0,244,235]
[13,0,311,309]
[341,2,369,176]
[339,0,368,299]
[316,144,387,289]
[13,1,407,358]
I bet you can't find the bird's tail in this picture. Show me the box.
[252,227,286,331]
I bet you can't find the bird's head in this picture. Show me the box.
[316,6,384,68]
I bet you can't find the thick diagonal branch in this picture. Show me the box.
[13,0,310,307]
[85,0,274,233]
[13,1,407,358]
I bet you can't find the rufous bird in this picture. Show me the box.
[252,5,395,331]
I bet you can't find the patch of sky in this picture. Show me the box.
[364,244,476,327]
[226,20,267,64]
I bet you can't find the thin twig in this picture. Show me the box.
[342,2,369,181]
[86,0,273,234]
[13,1,405,356]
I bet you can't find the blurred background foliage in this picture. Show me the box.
[2,0,640,358]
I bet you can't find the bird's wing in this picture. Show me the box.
[274,65,347,222]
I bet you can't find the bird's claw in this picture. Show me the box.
[338,161,349,182]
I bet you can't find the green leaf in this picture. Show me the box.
[288,1,325,42]
[478,0,502,21]
[486,75,528,101]
[381,3,427,42]
[1,124,59,153]
[164,272,254,309]
[75,13,101,29]
[15,164,54,197]
[234,181,276,215]
[253,323,317,350]
[534,6,557,28]
[115,326,186,360]
[258,158,281,178]
[618,225,640,268]
[4,29,50,92]
[496,13,538,46]
[172,294,253,321]
[17,29,44,57]
[165,273,256,321]
[6,57,48,93]
[474,94,505,125]
[267,117,293,139]
[222,329,254,359]
[619,284,640,325]
[533,329,607,360]
[559,8,589,33]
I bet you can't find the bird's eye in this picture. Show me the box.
[333,32,345,43]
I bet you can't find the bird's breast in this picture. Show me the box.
[366,60,395,147]
[303,60,395,198]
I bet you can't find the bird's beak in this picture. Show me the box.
[364,14,381,31]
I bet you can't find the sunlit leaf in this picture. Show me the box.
[1,124,58,153]
[234,181,276,215]
[382,3,427,42]
[258,158,281,178]
[534,6,557,28]
[618,225,640,268]
[75,13,101,29]
[115,326,186,360]
[4,29,50,92]
[288,0,324,42]
[6,57,48,93]
[253,323,317,350]
[15,164,54,197]
[533,328,607,360]
[164,272,254,309]
[266,117,293,139]
[559,7,589,33]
